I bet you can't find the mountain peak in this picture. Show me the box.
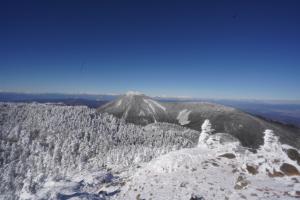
[125,91,144,96]
[98,91,168,125]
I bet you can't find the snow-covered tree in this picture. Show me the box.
[198,119,214,146]
[241,129,285,175]
[262,129,280,152]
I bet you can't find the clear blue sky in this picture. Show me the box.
[1,0,300,99]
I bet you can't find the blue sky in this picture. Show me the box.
[1,0,300,99]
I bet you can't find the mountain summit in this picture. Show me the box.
[125,91,145,96]
[97,92,170,125]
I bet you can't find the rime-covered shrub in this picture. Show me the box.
[198,119,214,146]
[263,129,280,152]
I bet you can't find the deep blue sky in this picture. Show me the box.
[1,0,300,99]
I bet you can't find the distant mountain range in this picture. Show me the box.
[97,92,300,149]
[0,92,117,101]
[1,91,300,127]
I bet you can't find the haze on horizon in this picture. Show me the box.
[1,0,300,99]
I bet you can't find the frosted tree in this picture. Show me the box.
[0,103,200,199]
[198,119,214,146]
[262,129,280,152]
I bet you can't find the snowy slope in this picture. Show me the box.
[118,125,300,200]
[0,102,198,200]
[97,91,171,125]
[1,102,300,200]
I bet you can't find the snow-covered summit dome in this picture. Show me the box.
[125,91,144,96]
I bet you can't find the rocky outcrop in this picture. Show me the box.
[286,148,300,166]
[280,163,300,176]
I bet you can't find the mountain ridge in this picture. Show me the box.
[98,92,300,149]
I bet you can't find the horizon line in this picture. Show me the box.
[1,90,300,102]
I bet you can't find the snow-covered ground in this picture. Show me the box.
[119,127,300,200]
[1,103,300,200]
[0,103,198,200]
[177,109,191,125]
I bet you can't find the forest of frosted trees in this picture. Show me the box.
[0,103,200,199]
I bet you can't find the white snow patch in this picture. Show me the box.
[143,99,156,113]
[20,171,113,200]
[146,99,166,111]
[123,104,131,119]
[144,98,166,114]
[176,109,191,125]
[126,91,143,96]
[116,99,122,107]
[139,110,146,116]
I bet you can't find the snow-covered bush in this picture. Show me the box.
[242,129,300,176]
[198,119,214,146]
[263,129,280,152]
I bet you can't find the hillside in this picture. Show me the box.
[98,92,300,148]
[0,102,198,199]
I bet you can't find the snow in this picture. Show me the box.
[201,119,214,133]
[176,109,191,125]
[146,99,166,111]
[1,103,300,200]
[125,91,143,96]
[123,104,131,119]
[143,98,166,116]
[198,119,214,146]
[139,110,145,116]
[119,129,300,200]
[143,99,156,113]
[116,99,122,107]
[263,129,280,152]
[20,170,112,200]
[0,102,199,200]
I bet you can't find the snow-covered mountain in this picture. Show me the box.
[1,101,300,200]
[98,92,300,149]
[97,91,171,125]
